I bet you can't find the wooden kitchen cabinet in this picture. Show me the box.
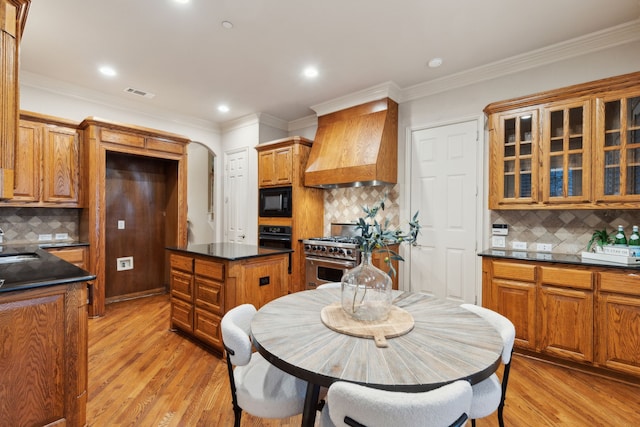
[485,71,640,209]
[0,282,88,427]
[593,88,640,203]
[258,145,294,186]
[168,249,288,354]
[3,112,82,207]
[488,108,539,208]
[483,259,537,350]
[0,0,30,199]
[597,270,640,376]
[256,137,324,293]
[45,246,88,270]
[538,265,593,363]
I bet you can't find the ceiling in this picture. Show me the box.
[19,0,640,128]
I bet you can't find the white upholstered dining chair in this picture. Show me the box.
[460,303,516,427]
[220,304,307,427]
[319,380,472,427]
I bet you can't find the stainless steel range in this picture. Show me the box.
[303,223,361,290]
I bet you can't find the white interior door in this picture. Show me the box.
[409,120,478,303]
[225,148,248,243]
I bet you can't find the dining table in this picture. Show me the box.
[250,289,504,427]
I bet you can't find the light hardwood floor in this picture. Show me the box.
[87,294,640,426]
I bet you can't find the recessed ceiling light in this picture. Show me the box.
[174,0,190,4]
[218,105,230,113]
[303,67,318,78]
[428,57,443,68]
[221,21,234,29]
[99,66,117,77]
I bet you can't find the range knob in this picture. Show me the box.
[320,246,326,252]
[346,249,353,256]
[328,247,335,253]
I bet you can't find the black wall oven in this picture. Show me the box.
[259,186,292,217]
[259,225,292,274]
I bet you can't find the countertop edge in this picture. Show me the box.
[478,249,640,270]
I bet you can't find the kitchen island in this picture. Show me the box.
[166,243,292,354]
[479,250,640,383]
[0,245,95,427]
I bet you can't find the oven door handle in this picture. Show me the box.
[305,256,356,268]
[259,235,292,241]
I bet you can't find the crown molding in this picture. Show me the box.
[310,81,403,117]
[257,113,289,131]
[400,18,640,102]
[288,114,317,132]
[20,71,220,132]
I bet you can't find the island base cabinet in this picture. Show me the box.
[597,271,640,376]
[0,283,88,427]
[193,308,223,350]
[170,297,194,333]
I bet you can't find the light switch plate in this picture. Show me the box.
[536,243,552,252]
[38,234,52,241]
[491,236,506,248]
[512,241,527,250]
[118,220,125,230]
[55,233,69,240]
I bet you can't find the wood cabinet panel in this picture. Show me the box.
[597,292,640,376]
[193,308,223,349]
[493,278,537,350]
[100,129,145,148]
[170,253,193,273]
[170,296,193,333]
[170,269,193,303]
[258,146,293,186]
[13,120,39,201]
[42,125,80,203]
[599,270,640,296]
[539,265,593,290]
[539,285,593,362]
[0,282,88,427]
[195,259,224,281]
[195,276,224,315]
[46,246,87,270]
[492,260,536,281]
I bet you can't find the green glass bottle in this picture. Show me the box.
[629,226,640,247]
[614,225,627,246]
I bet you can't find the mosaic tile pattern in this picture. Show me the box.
[0,208,80,243]
[323,184,400,236]
[490,210,640,253]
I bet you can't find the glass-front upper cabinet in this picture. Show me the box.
[489,109,539,208]
[541,99,591,204]
[595,91,640,202]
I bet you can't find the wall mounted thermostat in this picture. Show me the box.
[492,224,509,235]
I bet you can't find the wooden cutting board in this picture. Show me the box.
[320,302,414,347]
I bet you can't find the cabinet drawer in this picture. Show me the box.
[195,278,224,315]
[193,308,223,351]
[46,247,86,269]
[540,266,593,290]
[492,260,536,281]
[170,270,193,302]
[170,254,193,273]
[599,271,640,296]
[100,129,145,148]
[170,297,193,332]
[195,259,224,281]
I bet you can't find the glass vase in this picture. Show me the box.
[341,252,393,321]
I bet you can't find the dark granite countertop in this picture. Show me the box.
[167,243,292,261]
[0,245,95,294]
[478,249,640,270]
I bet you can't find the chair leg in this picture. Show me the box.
[497,355,513,427]
[225,348,242,427]
[471,419,476,427]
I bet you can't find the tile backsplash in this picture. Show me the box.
[323,184,400,236]
[0,208,80,243]
[490,209,640,253]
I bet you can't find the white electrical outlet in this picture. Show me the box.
[116,256,134,271]
[492,236,506,248]
[512,241,527,250]
[118,220,125,230]
[55,233,69,240]
[38,234,53,241]
[536,243,552,252]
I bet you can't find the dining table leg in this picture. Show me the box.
[301,382,321,427]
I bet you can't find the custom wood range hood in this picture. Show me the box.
[304,97,398,188]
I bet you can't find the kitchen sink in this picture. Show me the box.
[0,253,39,264]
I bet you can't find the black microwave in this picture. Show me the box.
[259,186,292,217]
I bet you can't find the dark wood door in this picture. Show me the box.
[105,153,173,301]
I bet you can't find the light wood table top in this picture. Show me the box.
[251,289,503,426]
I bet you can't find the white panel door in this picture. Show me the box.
[409,120,478,303]
[225,148,248,243]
